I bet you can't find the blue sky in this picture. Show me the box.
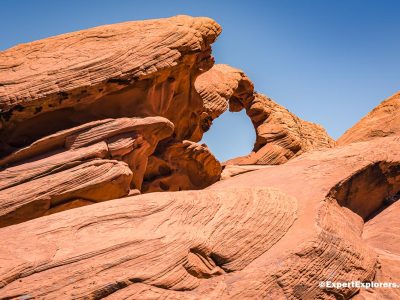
[1,0,399,161]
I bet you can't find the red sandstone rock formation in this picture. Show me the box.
[0,16,223,207]
[338,91,400,145]
[195,64,335,166]
[0,116,173,227]
[0,14,400,300]
[0,16,221,151]
[358,198,400,300]
[1,136,399,299]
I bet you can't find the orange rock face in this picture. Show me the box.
[232,93,336,165]
[0,15,223,217]
[0,16,221,152]
[0,116,173,226]
[0,14,400,300]
[359,198,400,300]
[338,91,400,145]
[142,140,221,193]
[1,136,399,299]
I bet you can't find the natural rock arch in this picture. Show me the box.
[194,64,336,166]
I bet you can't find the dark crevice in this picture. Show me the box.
[48,197,96,210]
[92,280,130,300]
[159,181,169,191]
[365,190,400,222]
[327,161,400,221]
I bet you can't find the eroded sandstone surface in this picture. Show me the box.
[1,136,399,299]
[195,64,336,166]
[359,198,400,300]
[0,15,221,149]
[0,14,399,300]
[0,116,174,226]
[0,15,223,219]
[338,91,400,145]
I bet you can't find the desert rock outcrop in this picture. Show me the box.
[1,136,399,298]
[338,91,400,145]
[142,140,221,193]
[231,93,336,165]
[0,116,173,226]
[1,14,400,300]
[0,16,223,208]
[0,15,221,153]
[195,64,335,165]
[193,64,254,140]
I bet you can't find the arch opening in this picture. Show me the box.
[200,109,255,163]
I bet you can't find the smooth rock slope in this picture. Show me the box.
[338,91,400,145]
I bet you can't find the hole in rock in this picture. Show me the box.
[201,110,255,163]
[327,162,400,220]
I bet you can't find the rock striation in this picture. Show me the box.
[338,91,400,145]
[0,15,223,212]
[1,136,399,299]
[0,15,221,152]
[1,14,400,300]
[0,116,173,226]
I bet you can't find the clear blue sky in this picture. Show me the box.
[1,0,399,162]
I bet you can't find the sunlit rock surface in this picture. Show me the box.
[0,15,399,300]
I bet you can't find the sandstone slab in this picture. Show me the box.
[0,116,173,225]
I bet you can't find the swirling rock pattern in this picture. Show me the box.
[0,188,297,299]
[0,15,221,156]
[0,116,174,226]
[1,136,399,299]
[142,140,221,193]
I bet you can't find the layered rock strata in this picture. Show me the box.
[1,136,399,298]
[0,15,221,153]
[0,116,173,226]
[0,16,223,201]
